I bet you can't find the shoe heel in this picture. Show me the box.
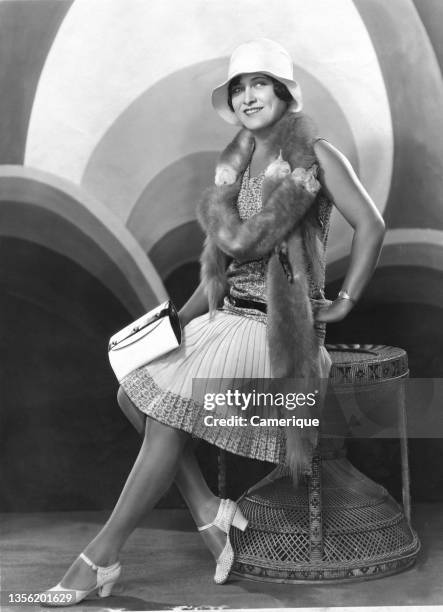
[232,507,248,531]
[98,580,116,598]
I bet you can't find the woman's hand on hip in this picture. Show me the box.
[314,297,354,323]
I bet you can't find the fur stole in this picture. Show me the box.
[196,111,326,480]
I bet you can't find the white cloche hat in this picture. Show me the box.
[211,38,303,125]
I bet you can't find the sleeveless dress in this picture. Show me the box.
[120,167,332,464]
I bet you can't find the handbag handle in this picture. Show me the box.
[109,319,164,351]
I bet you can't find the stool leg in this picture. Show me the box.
[218,449,227,498]
[398,380,411,523]
[308,454,323,562]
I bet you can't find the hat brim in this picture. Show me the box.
[211,71,303,125]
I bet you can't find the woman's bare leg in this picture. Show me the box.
[58,417,189,589]
[117,388,226,556]
[54,389,228,590]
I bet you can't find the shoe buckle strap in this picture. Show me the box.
[197,521,214,532]
[79,552,99,571]
[79,553,120,577]
[197,498,227,532]
[197,499,234,533]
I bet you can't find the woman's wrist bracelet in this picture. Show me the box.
[337,289,356,304]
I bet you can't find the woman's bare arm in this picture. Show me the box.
[178,281,209,327]
[313,139,386,323]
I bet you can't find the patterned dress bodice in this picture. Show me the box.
[226,166,332,302]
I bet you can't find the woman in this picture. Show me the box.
[42,38,385,604]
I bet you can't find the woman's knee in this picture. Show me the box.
[118,387,146,435]
[117,386,140,419]
[117,386,131,412]
[145,418,189,447]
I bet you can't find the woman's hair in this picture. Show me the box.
[227,74,293,112]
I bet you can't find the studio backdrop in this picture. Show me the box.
[1,0,443,511]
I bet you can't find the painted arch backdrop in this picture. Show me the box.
[1,0,443,510]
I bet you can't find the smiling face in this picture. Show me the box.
[229,73,288,132]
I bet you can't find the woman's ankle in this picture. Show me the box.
[82,541,120,567]
[196,496,221,527]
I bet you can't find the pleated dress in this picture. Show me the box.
[121,167,332,464]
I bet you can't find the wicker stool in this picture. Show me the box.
[230,344,421,582]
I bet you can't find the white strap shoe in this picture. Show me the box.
[198,498,248,584]
[41,552,121,606]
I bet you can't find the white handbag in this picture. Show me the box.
[108,300,182,382]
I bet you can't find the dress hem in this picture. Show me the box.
[121,367,286,465]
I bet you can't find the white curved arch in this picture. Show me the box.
[0,166,167,315]
[326,227,443,284]
[25,0,392,214]
[381,228,443,268]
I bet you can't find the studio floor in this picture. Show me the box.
[1,503,443,611]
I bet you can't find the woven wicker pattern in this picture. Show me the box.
[327,344,408,386]
[230,344,419,583]
[232,457,420,582]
